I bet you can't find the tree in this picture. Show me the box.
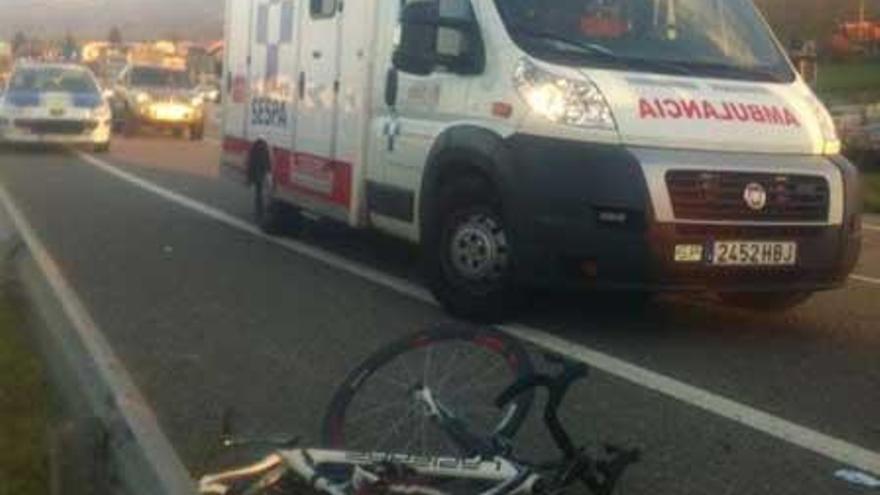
[109,26,122,45]
[11,31,27,55]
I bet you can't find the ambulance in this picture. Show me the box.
[221,0,862,320]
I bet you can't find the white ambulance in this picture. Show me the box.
[221,0,862,320]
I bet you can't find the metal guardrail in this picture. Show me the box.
[0,188,197,495]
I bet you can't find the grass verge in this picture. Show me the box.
[865,171,880,214]
[0,287,48,495]
[817,62,880,103]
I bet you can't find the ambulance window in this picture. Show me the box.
[398,0,481,74]
[310,0,338,18]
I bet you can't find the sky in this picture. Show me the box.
[1,0,878,43]
[0,0,223,41]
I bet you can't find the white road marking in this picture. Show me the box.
[73,150,880,475]
[865,223,880,233]
[503,325,880,476]
[75,151,435,303]
[0,182,197,491]
[851,274,880,285]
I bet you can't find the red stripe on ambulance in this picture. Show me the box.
[638,98,800,127]
[273,147,352,209]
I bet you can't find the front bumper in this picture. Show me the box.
[0,120,111,146]
[135,103,203,126]
[502,135,862,292]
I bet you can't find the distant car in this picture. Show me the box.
[0,62,112,152]
[111,64,205,140]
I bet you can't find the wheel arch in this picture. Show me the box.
[419,125,518,238]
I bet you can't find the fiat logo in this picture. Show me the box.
[743,182,768,211]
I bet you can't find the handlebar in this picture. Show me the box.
[495,354,588,458]
[494,354,640,495]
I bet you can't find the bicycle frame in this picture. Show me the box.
[199,448,541,495]
[201,347,640,495]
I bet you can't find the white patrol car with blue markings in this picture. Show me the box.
[221,0,862,321]
[0,62,112,152]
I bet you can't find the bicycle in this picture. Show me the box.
[199,325,640,495]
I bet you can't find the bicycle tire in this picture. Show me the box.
[322,324,535,457]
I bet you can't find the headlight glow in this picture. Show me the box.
[804,93,840,155]
[136,92,151,105]
[514,58,616,130]
[92,105,112,120]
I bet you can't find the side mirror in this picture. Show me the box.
[393,2,483,76]
[393,2,440,76]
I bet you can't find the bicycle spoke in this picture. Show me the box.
[345,399,411,427]
[325,330,533,459]
[375,406,418,452]
[423,345,433,388]
[370,372,416,391]
[419,413,428,456]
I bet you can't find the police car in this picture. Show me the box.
[0,62,112,152]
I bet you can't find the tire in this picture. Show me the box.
[173,127,185,139]
[718,291,813,312]
[122,116,138,137]
[93,141,110,153]
[189,123,205,141]
[322,324,535,457]
[423,176,520,322]
[253,156,289,235]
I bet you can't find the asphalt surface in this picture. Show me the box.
[1,128,879,494]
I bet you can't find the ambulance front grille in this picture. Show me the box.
[666,170,829,223]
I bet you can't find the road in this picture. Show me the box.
[1,128,879,494]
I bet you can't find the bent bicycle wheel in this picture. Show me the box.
[322,325,534,457]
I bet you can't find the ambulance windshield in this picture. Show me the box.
[495,0,795,82]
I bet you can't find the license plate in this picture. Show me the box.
[712,241,797,266]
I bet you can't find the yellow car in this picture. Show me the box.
[111,64,205,140]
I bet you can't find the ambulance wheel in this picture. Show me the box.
[718,291,813,312]
[424,176,521,323]
[254,164,285,235]
[93,141,110,153]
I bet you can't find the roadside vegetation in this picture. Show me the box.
[817,62,880,102]
[0,288,48,495]
[864,171,880,214]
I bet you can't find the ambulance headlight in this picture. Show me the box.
[804,92,841,155]
[514,58,615,130]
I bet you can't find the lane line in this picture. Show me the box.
[0,182,197,491]
[503,325,880,476]
[73,151,880,475]
[851,274,880,285]
[74,151,435,303]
